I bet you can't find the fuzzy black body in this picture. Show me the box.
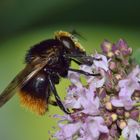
[21,39,71,105]
[20,39,67,114]
[0,31,89,115]
[20,36,86,114]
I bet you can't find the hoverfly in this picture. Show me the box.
[0,31,99,115]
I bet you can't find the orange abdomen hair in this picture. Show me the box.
[19,91,48,115]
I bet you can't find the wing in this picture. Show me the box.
[0,39,62,108]
[0,60,48,107]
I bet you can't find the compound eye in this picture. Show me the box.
[60,37,75,50]
[62,39,71,49]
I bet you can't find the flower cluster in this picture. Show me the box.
[52,39,140,140]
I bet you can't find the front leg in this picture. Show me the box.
[64,54,101,77]
[69,68,100,76]
[64,54,102,66]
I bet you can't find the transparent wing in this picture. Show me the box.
[0,62,47,107]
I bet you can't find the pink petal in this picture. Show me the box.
[122,127,129,139]
[68,71,82,87]
[99,125,109,133]
[62,123,81,138]
[111,99,124,107]
[94,54,109,72]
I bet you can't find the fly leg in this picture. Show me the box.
[48,100,58,106]
[68,68,100,76]
[64,54,102,66]
[48,74,70,114]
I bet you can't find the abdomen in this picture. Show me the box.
[19,72,50,115]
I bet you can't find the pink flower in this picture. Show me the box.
[68,71,82,88]
[54,115,109,140]
[93,53,109,72]
[78,86,100,115]
[122,119,140,140]
[111,66,140,110]
[101,40,113,54]
[80,64,106,87]
[51,39,140,140]
[80,54,109,88]
[65,85,100,115]
[64,86,85,109]
[54,122,81,140]
[119,65,140,96]
[83,116,109,140]
[116,39,132,56]
[111,95,135,110]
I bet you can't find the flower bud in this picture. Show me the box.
[110,123,119,138]
[101,40,112,53]
[107,52,114,57]
[114,50,121,56]
[116,108,124,116]
[104,115,113,126]
[124,112,130,119]
[109,61,117,71]
[133,91,140,101]
[115,74,122,80]
[130,109,139,120]
[111,113,117,122]
[105,102,113,111]
[117,120,127,129]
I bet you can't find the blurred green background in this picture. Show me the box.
[0,0,140,140]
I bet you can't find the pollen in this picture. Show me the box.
[19,91,47,115]
[55,31,71,38]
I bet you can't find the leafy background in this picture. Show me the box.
[0,0,140,140]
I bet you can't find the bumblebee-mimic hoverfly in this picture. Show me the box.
[0,31,99,115]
